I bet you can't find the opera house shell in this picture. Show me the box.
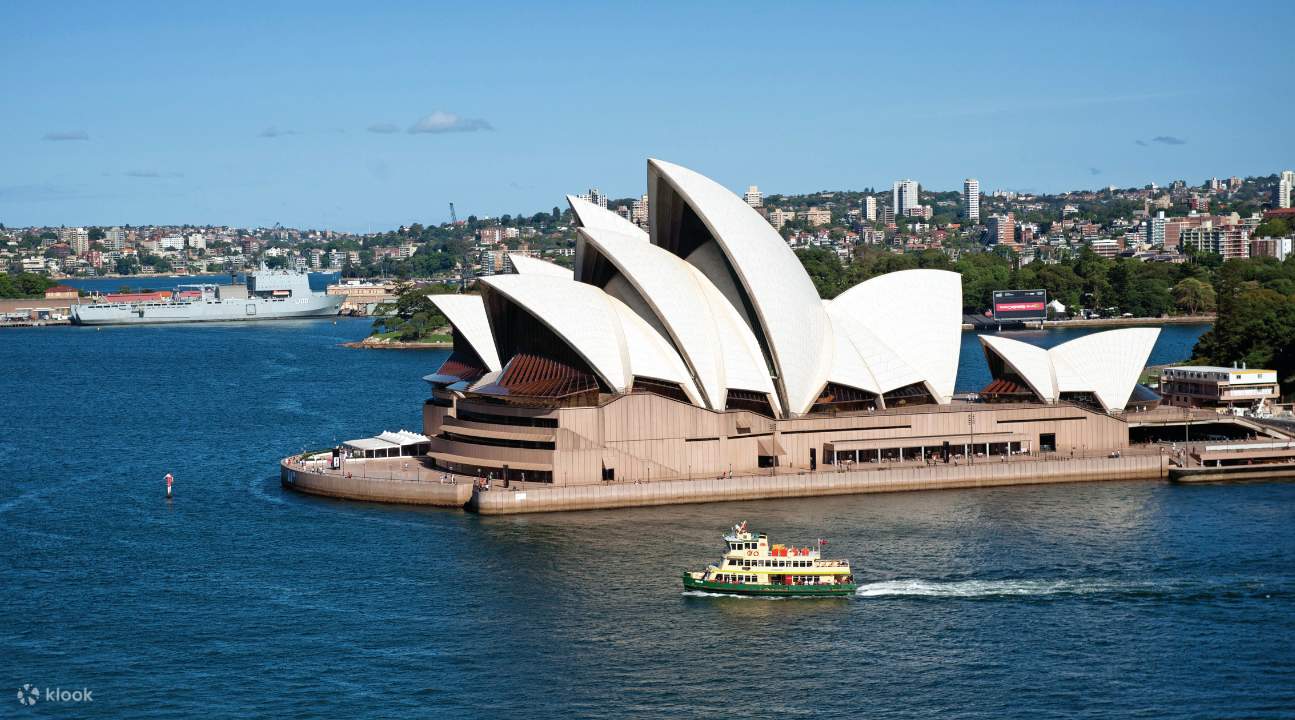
[421,159,1159,485]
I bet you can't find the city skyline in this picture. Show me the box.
[2,1,1293,232]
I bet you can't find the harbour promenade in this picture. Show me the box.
[281,448,1170,515]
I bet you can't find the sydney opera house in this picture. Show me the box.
[421,159,1160,485]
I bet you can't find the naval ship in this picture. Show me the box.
[70,267,344,325]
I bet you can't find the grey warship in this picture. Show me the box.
[70,267,344,325]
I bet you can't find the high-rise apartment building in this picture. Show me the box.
[1180,225,1250,260]
[1147,211,1167,246]
[963,178,980,222]
[892,179,919,217]
[59,226,89,254]
[1279,170,1294,209]
[987,213,1016,246]
[577,188,608,209]
[863,196,877,222]
[743,185,763,208]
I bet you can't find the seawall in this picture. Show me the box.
[467,454,1168,515]
[280,460,471,506]
[1169,464,1295,484]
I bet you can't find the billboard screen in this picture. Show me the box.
[992,289,1047,321]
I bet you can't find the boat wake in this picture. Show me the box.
[681,590,790,600]
[855,578,1164,599]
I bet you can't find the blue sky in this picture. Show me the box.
[2,0,1292,232]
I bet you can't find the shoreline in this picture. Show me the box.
[341,336,452,350]
[962,315,1214,331]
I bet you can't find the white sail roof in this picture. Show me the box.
[979,334,1056,400]
[1050,328,1160,411]
[648,158,833,416]
[605,294,702,405]
[478,273,631,392]
[577,226,776,412]
[828,269,962,403]
[508,253,571,277]
[426,293,501,371]
[824,301,926,396]
[980,328,1160,411]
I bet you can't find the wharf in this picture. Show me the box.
[0,319,71,328]
[281,451,1170,515]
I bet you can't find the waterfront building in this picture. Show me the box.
[893,179,919,217]
[416,159,1163,486]
[743,185,763,208]
[1160,366,1279,409]
[963,179,980,222]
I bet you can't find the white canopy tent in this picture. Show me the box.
[344,430,431,458]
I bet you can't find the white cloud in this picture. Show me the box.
[408,111,492,134]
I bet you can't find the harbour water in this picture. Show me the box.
[4,320,1293,718]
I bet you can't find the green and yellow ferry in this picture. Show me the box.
[683,522,856,597]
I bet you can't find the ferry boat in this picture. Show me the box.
[683,522,856,597]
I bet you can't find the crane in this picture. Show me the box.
[449,202,457,225]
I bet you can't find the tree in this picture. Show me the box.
[371,282,456,341]
[1172,278,1216,315]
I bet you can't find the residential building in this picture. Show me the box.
[1279,170,1294,209]
[802,208,831,227]
[1250,236,1292,261]
[863,196,877,222]
[987,213,1015,246]
[59,227,89,255]
[1088,238,1122,258]
[576,188,608,209]
[1146,211,1167,246]
[743,185,763,208]
[892,179,919,217]
[768,208,796,230]
[631,194,649,225]
[963,178,980,222]
[882,205,896,226]
[105,227,127,251]
[1180,225,1250,259]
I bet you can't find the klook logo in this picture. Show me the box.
[15,684,93,706]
